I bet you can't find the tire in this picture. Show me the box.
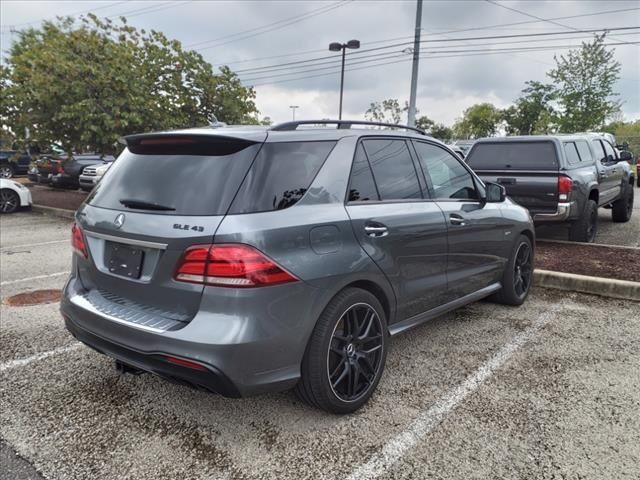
[611,183,634,223]
[0,164,15,179]
[295,288,388,414]
[0,189,20,214]
[569,199,598,243]
[491,234,534,306]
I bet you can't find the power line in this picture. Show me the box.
[237,31,640,78]
[484,0,638,47]
[246,41,638,88]
[234,26,640,75]
[210,6,639,68]
[185,1,352,50]
[240,40,638,83]
[106,0,194,19]
[0,1,129,31]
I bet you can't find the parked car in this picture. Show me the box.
[448,145,465,160]
[466,135,634,243]
[0,178,32,213]
[452,139,475,157]
[636,156,640,188]
[30,156,62,184]
[0,148,32,178]
[50,153,115,189]
[62,120,535,414]
[79,162,113,192]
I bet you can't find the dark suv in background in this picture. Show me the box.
[466,135,634,242]
[62,120,535,413]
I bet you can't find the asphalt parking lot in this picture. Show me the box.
[1,212,639,480]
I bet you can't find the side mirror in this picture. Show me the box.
[485,182,506,203]
[619,150,632,162]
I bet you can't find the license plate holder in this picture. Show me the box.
[106,242,144,279]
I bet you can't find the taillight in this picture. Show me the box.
[175,244,298,287]
[71,223,88,258]
[558,175,573,201]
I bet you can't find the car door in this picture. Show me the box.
[345,139,448,322]
[591,139,621,204]
[412,140,510,302]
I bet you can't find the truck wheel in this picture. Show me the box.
[0,164,14,178]
[612,183,634,223]
[569,199,598,243]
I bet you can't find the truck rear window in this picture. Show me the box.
[466,142,558,171]
[87,138,262,216]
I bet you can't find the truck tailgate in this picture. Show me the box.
[475,170,559,214]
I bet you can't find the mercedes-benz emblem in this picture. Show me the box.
[114,213,125,229]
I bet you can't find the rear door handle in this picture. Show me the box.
[449,214,465,226]
[364,225,389,237]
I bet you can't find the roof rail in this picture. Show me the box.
[269,120,426,135]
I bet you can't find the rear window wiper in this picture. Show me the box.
[119,199,176,211]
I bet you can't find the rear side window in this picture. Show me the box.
[348,144,379,202]
[563,142,581,165]
[575,140,593,163]
[362,139,422,200]
[466,142,559,170]
[591,140,606,162]
[88,137,262,216]
[229,141,335,214]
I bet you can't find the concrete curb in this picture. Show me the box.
[534,269,640,302]
[31,205,76,220]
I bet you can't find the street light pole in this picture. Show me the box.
[407,0,423,127]
[329,39,360,120]
[289,105,299,121]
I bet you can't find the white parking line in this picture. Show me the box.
[0,343,81,373]
[0,239,68,251]
[347,306,558,480]
[0,271,70,286]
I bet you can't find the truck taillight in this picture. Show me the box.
[175,244,298,287]
[558,175,573,201]
[71,223,88,258]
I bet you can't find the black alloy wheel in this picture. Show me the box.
[327,303,384,402]
[0,189,20,213]
[513,241,533,298]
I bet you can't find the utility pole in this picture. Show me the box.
[289,105,299,121]
[407,0,423,127]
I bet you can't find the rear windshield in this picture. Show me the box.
[88,137,261,216]
[466,141,559,171]
[229,141,336,214]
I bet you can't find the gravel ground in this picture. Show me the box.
[537,187,640,247]
[1,212,639,480]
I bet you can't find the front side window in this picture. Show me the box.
[348,144,379,202]
[591,140,607,163]
[563,142,581,165]
[230,141,335,214]
[602,141,616,162]
[362,139,422,201]
[413,142,478,200]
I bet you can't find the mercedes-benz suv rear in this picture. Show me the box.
[62,121,535,413]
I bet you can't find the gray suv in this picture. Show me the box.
[61,120,535,413]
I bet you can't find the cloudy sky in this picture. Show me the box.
[1,0,639,126]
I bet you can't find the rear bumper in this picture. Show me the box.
[60,271,330,397]
[64,315,241,397]
[51,173,78,187]
[533,202,573,222]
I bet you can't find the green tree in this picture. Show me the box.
[0,15,258,154]
[549,34,621,132]
[453,103,501,139]
[429,123,454,142]
[365,99,409,125]
[501,81,557,135]
[604,120,640,154]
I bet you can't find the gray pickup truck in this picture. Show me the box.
[466,134,635,242]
